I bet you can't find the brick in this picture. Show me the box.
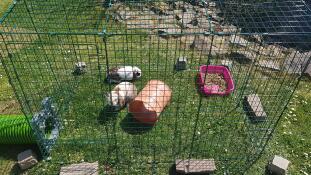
[60,162,99,175]
[267,155,290,175]
[175,159,216,174]
[245,94,267,121]
[17,149,38,170]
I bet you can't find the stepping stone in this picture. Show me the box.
[245,94,267,121]
[283,50,311,75]
[60,162,99,175]
[221,59,233,70]
[267,155,290,175]
[229,35,249,47]
[257,60,280,71]
[17,149,38,170]
[175,159,216,174]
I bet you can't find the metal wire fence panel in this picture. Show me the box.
[0,0,310,174]
[0,59,21,115]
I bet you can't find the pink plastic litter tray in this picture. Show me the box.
[197,65,235,96]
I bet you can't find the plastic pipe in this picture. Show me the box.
[0,115,36,144]
[129,80,172,124]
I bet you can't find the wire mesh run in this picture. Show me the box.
[0,63,21,115]
[0,0,310,174]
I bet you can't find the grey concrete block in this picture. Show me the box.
[257,60,280,71]
[60,162,99,175]
[17,149,38,170]
[221,60,233,70]
[267,155,290,175]
[176,159,216,174]
[175,57,187,70]
[73,62,87,75]
[245,94,267,121]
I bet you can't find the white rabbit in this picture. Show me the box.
[106,82,138,110]
[107,66,142,83]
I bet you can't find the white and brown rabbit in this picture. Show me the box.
[107,66,142,83]
[106,82,138,110]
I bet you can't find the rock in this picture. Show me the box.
[196,7,210,17]
[180,35,196,48]
[126,18,156,30]
[209,2,216,8]
[305,63,311,77]
[258,44,286,58]
[221,59,233,70]
[176,159,216,174]
[174,9,197,28]
[210,14,224,23]
[267,155,290,175]
[244,94,267,121]
[175,1,194,12]
[257,60,280,71]
[60,162,99,175]
[246,35,262,44]
[231,50,257,63]
[283,50,311,74]
[229,35,249,47]
[190,35,229,56]
[211,22,223,32]
[149,2,170,15]
[189,0,209,7]
[175,57,187,70]
[110,5,134,21]
[222,24,240,33]
[184,26,202,33]
[73,62,87,75]
[17,149,38,170]
[157,24,181,38]
[190,35,213,55]
[171,9,183,21]
[197,17,211,30]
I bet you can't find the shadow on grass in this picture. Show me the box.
[97,105,119,125]
[120,113,153,135]
[0,144,40,175]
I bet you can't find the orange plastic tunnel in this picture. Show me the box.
[129,80,172,124]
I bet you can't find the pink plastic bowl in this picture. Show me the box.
[197,65,235,96]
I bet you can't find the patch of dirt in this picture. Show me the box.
[202,73,227,92]
[0,27,37,57]
[0,100,21,114]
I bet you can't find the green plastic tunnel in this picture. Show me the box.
[0,115,36,144]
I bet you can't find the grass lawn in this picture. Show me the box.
[0,0,310,174]
[0,0,11,17]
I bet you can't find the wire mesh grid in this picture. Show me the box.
[0,0,310,174]
[0,63,20,115]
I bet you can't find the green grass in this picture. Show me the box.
[0,0,12,17]
[247,79,311,174]
[0,0,310,174]
[0,32,300,174]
